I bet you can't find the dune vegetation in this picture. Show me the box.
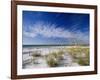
[66,46,89,66]
[23,46,90,68]
[45,46,89,67]
[45,50,65,67]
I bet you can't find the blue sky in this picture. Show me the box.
[22,11,89,45]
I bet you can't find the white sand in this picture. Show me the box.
[22,46,80,69]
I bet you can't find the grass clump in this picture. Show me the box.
[46,56,59,67]
[78,57,89,66]
[67,46,89,66]
[46,50,64,67]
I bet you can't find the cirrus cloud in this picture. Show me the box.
[23,21,89,44]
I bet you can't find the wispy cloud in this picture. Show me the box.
[23,22,89,44]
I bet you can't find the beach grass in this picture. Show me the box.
[45,50,65,67]
[67,46,89,66]
[45,46,89,67]
[23,45,90,68]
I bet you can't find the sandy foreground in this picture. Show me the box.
[22,46,89,69]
